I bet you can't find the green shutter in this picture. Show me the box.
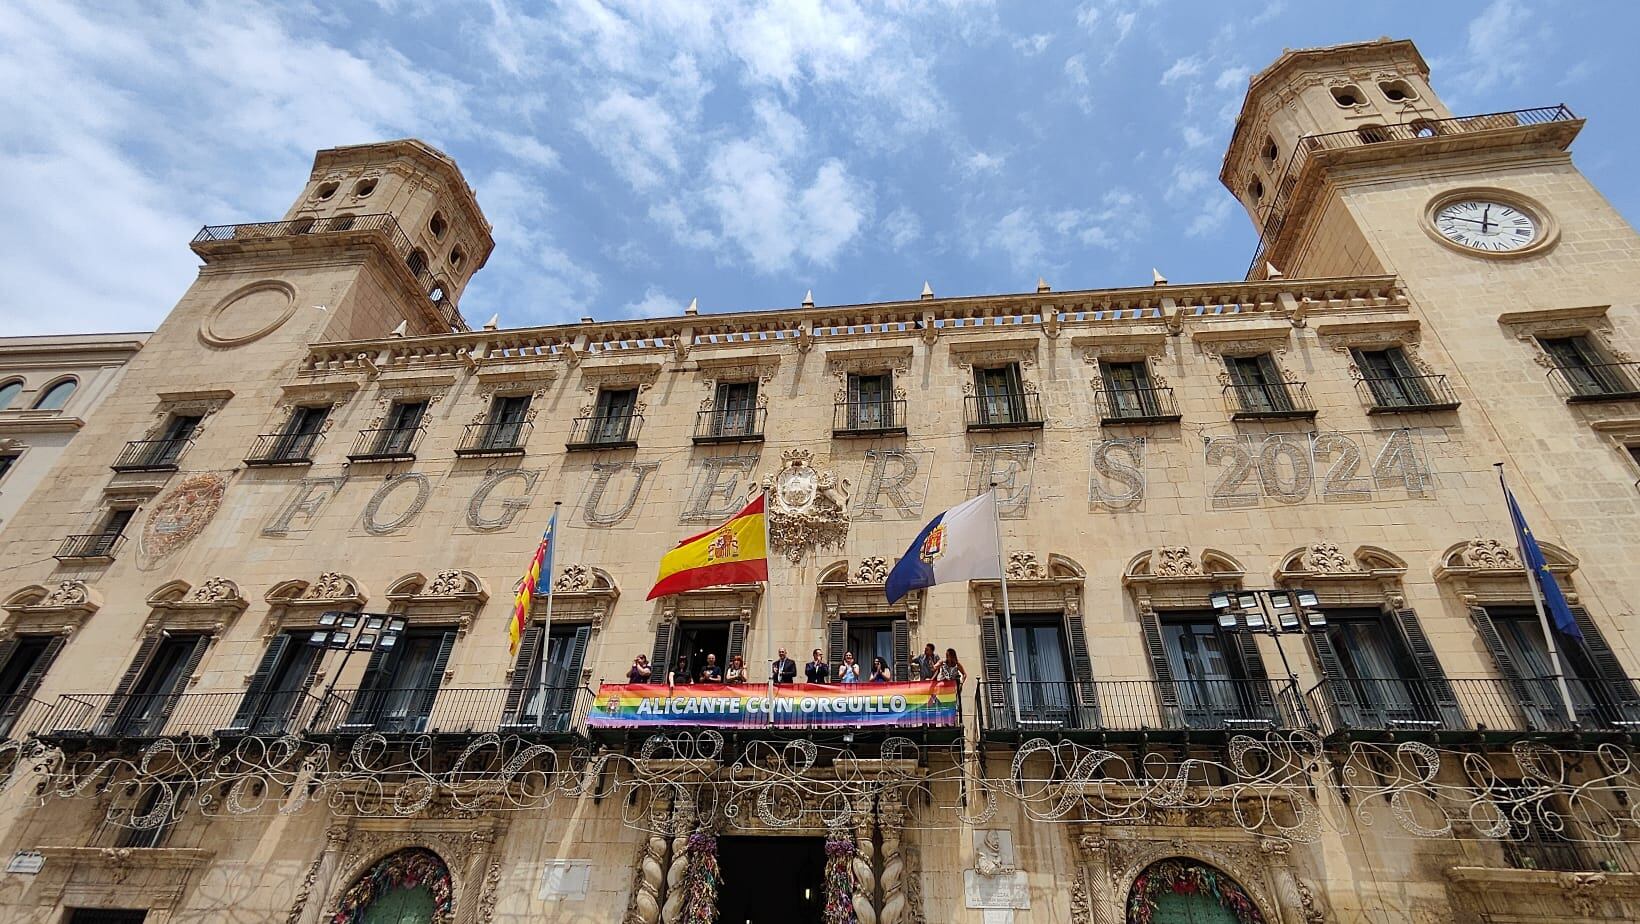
[826,620,847,674]
[979,615,1008,724]
[1569,606,1640,722]
[1306,629,1359,731]
[227,634,291,731]
[1468,606,1553,731]
[504,623,545,725]
[1139,612,1180,721]
[650,622,675,679]
[1392,608,1466,729]
[550,626,594,725]
[1064,615,1099,728]
[892,619,911,681]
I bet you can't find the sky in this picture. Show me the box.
[2,0,1637,335]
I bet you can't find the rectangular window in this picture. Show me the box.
[374,400,427,455]
[68,910,148,924]
[273,405,329,460]
[1099,360,1160,418]
[974,364,1028,424]
[483,394,531,449]
[712,382,758,438]
[0,635,62,737]
[0,452,16,481]
[89,508,136,557]
[117,634,207,737]
[592,388,638,443]
[147,414,202,466]
[846,619,895,678]
[1226,353,1293,413]
[999,616,1073,723]
[1628,445,1640,470]
[1322,608,1429,725]
[235,632,321,736]
[1160,614,1268,725]
[666,621,731,684]
[1353,347,1431,408]
[1540,335,1633,397]
[845,373,892,431]
[348,628,456,733]
[515,624,591,729]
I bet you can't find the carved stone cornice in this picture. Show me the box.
[973,552,1084,616]
[1434,537,1578,605]
[818,559,919,626]
[1123,547,1245,611]
[267,571,368,610]
[1072,330,1169,360]
[543,564,619,630]
[143,577,248,632]
[1,581,100,636]
[33,846,214,912]
[385,569,490,636]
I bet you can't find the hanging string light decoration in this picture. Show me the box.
[1126,858,1265,924]
[682,831,721,924]
[823,832,859,924]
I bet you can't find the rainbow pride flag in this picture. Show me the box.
[587,681,960,729]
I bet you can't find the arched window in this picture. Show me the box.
[1379,79,1419,102]
[1330,85,1364,107]
[1248,177,1265,202]
[429,212,447,239]
[32,378,77,411]
[332,848,452,924]
[0,379,21,410]
[330,213,357,232]
[1127,858,1266,924]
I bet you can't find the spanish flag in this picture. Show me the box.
[646,493,769,600]
[509,510,557,656]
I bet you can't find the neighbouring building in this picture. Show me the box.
[0,37,1638,924]
[0,332,147,533]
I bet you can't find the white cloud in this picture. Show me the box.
[622,285,686,318]
[1013,33,1053,56]
[991,207,1045,272]
[883,206,922,250]
[1214,66,1251,92]
[1182,125,1211,148]
[702,142,871,271]
[467,170,601,317]
[1161,57,1203,85]
[963,151,1006,175]
[576,90,682,189]
[1461,0,1534,92]
[1166,165,1212,202]
[1185,195,1234,238]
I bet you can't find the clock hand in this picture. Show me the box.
[1480,205,1493,234]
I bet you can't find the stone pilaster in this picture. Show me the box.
[852,796,880,924]
[1074,831,1117,924]
[294,823,351,924]
[626,793,672,924]
[878,795,907,924]
[659,787,696,924]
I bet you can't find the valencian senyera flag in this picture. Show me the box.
[885,490,1002,604]
[509,509,558,657]
[647,493,768,600]
[1504,484,1582,641]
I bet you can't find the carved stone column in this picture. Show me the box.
[852,796,880,924]
[1073,831,1117,924]
[660,787,696,924]
[1258,838,1321,924]
[626,793,673,924]
[453,827,498,924]
[878,795,907,924]
[294,823,350,924]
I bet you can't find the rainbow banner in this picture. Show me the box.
[587,681,960,729]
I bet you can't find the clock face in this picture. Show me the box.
[1433,199,1539,252]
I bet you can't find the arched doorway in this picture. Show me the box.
[1125,857,1265,924]
[332,847,453,924]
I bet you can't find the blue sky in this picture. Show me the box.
[2,0,1637,335]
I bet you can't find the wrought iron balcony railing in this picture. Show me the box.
[244,431,323,466]
[1247,105,1578,277]
[964,392,1044,430]
[37,692,259,741]
[347,426,425,462]
[975,679,1310,736]
[111,437,195,472]
[566,413,643,450]
[693,407,767,444]
[1356,374,1462,413]
[1223,381,1317,420]
[1307,676,1640,736]
[1504,837,1639,874]
[832,399,908,437]
[0,695,52,740]
[1095,385,1182,424]
[191,213,460,323]
[54,532,126,561]
[1545,360,1640,402]
[455,420,532,456]
[309,686,593,737]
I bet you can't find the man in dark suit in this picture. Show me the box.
[805,648,830,683]
[772,648,798,684]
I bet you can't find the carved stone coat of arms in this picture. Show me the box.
[761,449,849,562]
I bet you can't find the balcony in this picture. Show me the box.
[308,686,592,738]
[244,431,322,466]
[693,407,766,444]
[346,426,425,462]
[455,420,531,457]
[1545,361,1640,403]
[110,437,194,473]
[191,214,459,324]
[1356,374,1462,413]
[975,679,1310,739]
[1248,106,1580,279]
[833,399,908,437]
[964,392,1044,431]
[1307,676,1640,737]
[37,692,257,742]
[1095,385,1182,425]
[566,413,642,450]
[1223,382,1317,420]
[0,695,52,740]
[54,531,126,562]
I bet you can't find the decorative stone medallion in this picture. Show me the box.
[761,449,850,562]
[138,473,228,570]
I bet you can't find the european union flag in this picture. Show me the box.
[1504,484,1582,641]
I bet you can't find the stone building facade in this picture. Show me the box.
[0,37,1637,924]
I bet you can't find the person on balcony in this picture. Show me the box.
[669,656,693,687]
[913,643,940,680]
[837,652,861,683]
[628,654,653,684]
[773,648,797,684]
[698,653,724,683]
[724,654,748,684]
[805,649,830,683]
[870,656,893,683]
[934,648,967,685]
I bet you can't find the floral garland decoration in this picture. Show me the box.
[331,847,454,924]
[824,832,859,924]
[682,831,722,924]
[1126,858,1265,924]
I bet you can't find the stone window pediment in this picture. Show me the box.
[32,846,214,916]
[659,585,763,626]
[384,569,488,636]
[260,571,368,638]
[1072,330,1169,361]
[819,557,918,625]
[1274,541,1408,607]
[546,564,619,629]
[1434,537,1577,605]
[2,580,100,636]
[1123,546,1245,611]
[970,552,1085,615]
[144,577,248,633]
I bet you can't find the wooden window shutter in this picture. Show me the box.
[410,630,458,728]
[344,642,398,727]
[550,626,594,721]
[99,630,164,726]
[1467,605,1552,731]
[1230,630,1277,720]
[1305,629,1359,730]
[1569,606,1640,718]
[1139,612,1179,714]
[650,621,676,676]
[892,619,911,681]
[979,615,1008,720]
[0,636,63,734]
[727,621,748,666]
[154,635,211,732]
[0,638,18,684]
[504,623,545,724]
[228,634,292,731]
[1391,608,1466,729]
[827,619,847,673]
[1064,615,1099,724]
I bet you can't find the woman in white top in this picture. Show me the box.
[837,651,861,683]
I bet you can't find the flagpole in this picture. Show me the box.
[1494,464,1578,727]
[535,501,561,729]
[989,482,1023,726]
[763,486,776,727]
